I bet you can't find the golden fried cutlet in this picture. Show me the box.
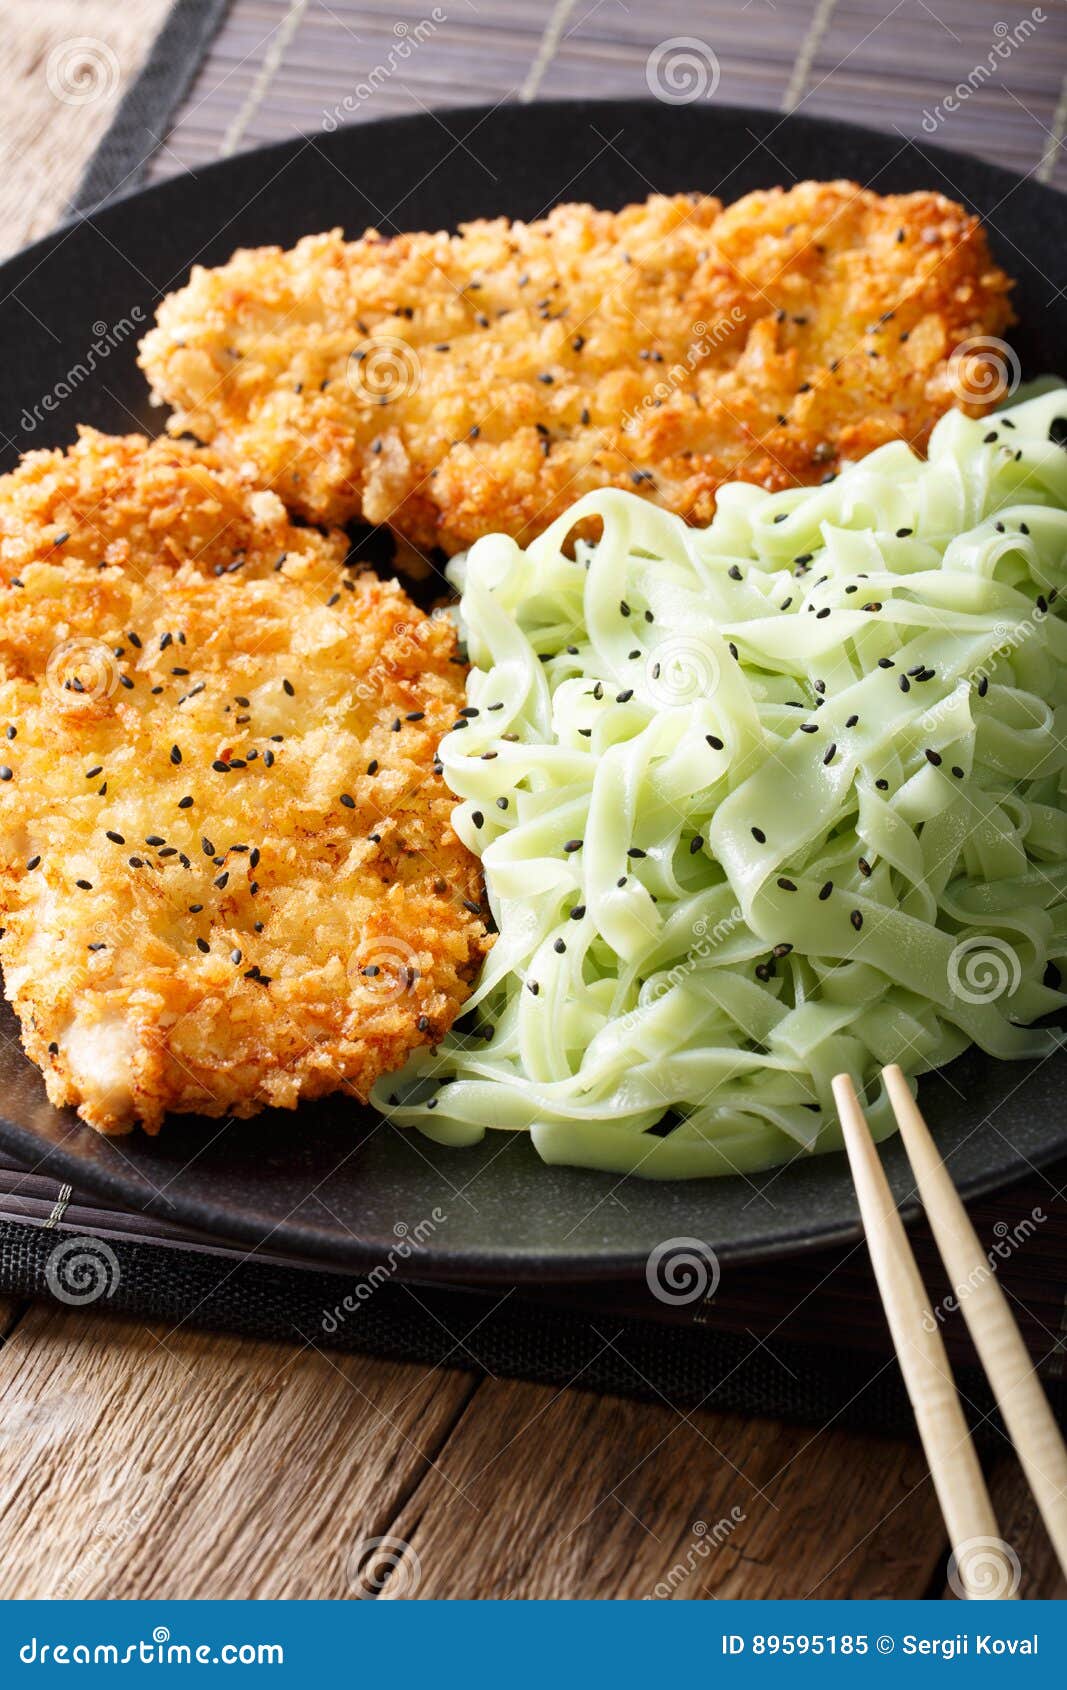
[0,430,490,1134]
[139,181,1014,555]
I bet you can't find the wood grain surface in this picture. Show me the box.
[0,0,1064,1602]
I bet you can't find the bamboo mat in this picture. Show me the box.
[151,0,1067,194]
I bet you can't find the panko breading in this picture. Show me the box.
[139,181,1014,555]
[0,430,490,1134]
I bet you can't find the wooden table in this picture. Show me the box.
[0,0,1064,1601]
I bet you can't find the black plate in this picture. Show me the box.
[1,100,1065,1280]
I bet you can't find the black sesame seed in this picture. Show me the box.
[899,676,910,693]
[819,882,833,900]
[196,938,210,954]
[706,735,724,750]
[690,836,704,855]
[752,826,766,844]
[845,714,859,728]
[977,675,989,698]
[564,839,582,853]
[570,905,586,920]
[212,760,230,773]
[75,878,92,890]
[850,910,863,931]
[627,847,647,859]
[777,878,797,892]
[925,748,942,767]
[858,857,872,877]
[128,857,143,869]
[214,872,229,890]
[875,778,889,791]
[800,723,818,734]
[823,743,837,764]
[339,794,356,809]
[877,658,894,670]
[951,765,965,779]
[26,856,40,871]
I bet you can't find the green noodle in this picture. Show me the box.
[373,389,1067,1178]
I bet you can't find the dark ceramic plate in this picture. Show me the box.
[1,100,1065,1280]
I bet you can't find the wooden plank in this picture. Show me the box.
[385,1377,948,1599]
[0,1302,476,1599]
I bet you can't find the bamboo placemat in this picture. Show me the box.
[150,0,1067,195]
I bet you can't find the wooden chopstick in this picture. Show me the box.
[831,1072,1011,1600]
[882,1062,1067,1577]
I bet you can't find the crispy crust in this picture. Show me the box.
[0,430,490,1133]
[139,182,1014,553]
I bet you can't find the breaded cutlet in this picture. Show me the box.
[139,181,1014,555]
[0,429,490,1133]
